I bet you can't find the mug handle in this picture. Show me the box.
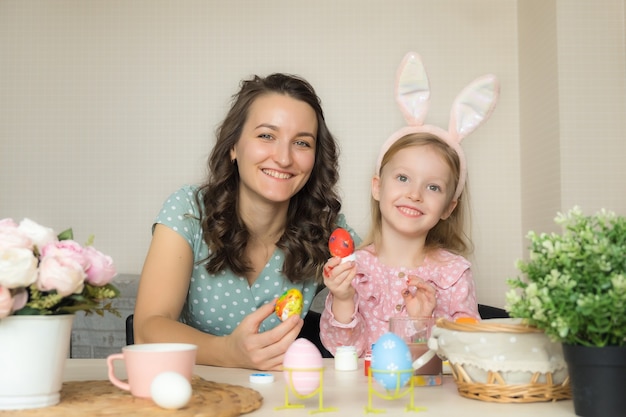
[412,349,435,370]
[411,336,439,370]
[107,353,130,392]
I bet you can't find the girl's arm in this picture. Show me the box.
[432,267,480,321]
[319,257,371,356]
[319,292,368,357]
[447,268,480,320]
[322,256,356,322]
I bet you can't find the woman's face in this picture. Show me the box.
[230,93,317,206]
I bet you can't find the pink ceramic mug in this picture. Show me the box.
[107,343,197,398]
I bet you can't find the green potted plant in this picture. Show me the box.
[506,206,626,417]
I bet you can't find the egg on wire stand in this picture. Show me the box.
[283,338,323,396]
[371,332,413,391]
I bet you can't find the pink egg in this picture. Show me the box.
[283,338,323,395]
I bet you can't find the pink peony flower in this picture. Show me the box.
[83,246,117,286]
[0,217,119,316]
[0,219,18,228]
[0,286,13,319]
[0,287,29,318]
[41,240,89,270]
[17,218,58,251]
[0,247,39,289]
[37,256,86,297]
[0,220,33,251]
[10,288,28,312]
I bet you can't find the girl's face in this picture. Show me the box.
[372,144,457,238]
[230,93,317,207]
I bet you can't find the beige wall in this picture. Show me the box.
[518,0,626,240]
[1,1,624,308]
[518,0,562,237]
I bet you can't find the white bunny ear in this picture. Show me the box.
[379,52,500,200]
[395,52,430,126]
[448,74,500,142]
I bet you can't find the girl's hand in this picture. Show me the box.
[223,299,303,371]
[323,256,356,302]
[403,275,436,317]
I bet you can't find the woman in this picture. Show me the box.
[133,73,358,370]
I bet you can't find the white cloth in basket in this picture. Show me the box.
[429,319,568,384]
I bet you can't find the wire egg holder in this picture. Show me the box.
[275,366,338,414]
[365,367,425,414]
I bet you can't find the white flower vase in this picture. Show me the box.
[0,314,74,410]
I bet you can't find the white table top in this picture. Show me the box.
[65,358,577,416]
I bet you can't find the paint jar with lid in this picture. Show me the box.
[364,345,373,376]
[334,346,358,371]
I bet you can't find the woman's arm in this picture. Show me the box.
[133,224,303,370]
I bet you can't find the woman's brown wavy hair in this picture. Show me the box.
[195,73,342,283]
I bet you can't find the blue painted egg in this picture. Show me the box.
[371,332,413,390]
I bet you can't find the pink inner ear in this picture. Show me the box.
[395,52,430,126]
[448,74,500,142]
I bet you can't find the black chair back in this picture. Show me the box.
[125,314,134,345]
[478,304,510,319]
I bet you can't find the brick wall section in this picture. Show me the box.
[69,274,327,358]
[70,274,138,358]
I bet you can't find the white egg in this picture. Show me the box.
[150,371,192,409]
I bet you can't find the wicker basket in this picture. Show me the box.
[432,318,571,403]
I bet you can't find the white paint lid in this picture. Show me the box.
[249,373,275,384]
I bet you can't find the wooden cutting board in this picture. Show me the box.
[2,376,263,417]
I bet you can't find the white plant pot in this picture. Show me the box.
[0,314,74,410]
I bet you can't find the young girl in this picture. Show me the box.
[320,52,499,356]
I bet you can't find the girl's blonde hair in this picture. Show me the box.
[361,132,473,257]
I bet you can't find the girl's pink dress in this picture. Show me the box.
[320,245,480,357]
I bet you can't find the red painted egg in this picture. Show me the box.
[328,228,354,258]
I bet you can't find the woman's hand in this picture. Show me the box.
[222,299,304,371]
[403,275,436,317]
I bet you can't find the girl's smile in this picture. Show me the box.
[373,144,457,238]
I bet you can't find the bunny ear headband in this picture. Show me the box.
[375,52,500,201]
